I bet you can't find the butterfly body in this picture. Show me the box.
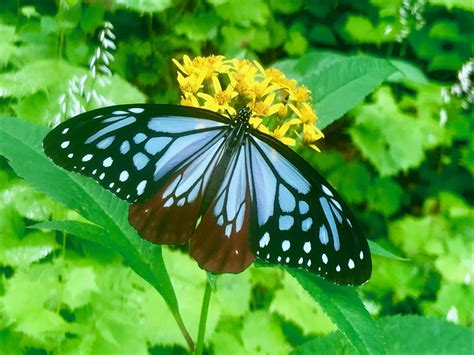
[44,104,371,285]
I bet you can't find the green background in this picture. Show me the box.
[0,0,472,354]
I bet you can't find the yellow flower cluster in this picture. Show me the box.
[172,55,324,151]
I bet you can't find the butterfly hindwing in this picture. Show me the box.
[190,143,255,273]
[129,133,227,244]
[248,133,371,285]
[43,104,229,204]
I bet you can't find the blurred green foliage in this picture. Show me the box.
[0,0,473,354]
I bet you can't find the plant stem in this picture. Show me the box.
[172,311,195,352]
[195,279,213,355]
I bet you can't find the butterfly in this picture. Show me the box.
[43,104,371,285]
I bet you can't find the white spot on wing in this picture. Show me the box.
[62,128,69,134]
[133,152,149,170]
[259,232,270,248]
[103,157,113,167]
[119,171,129,182]
[278,184,296,212]
[331,198,343,211]
[133,133,147,144]
[301,217,313,232]
[279,215,294,231]
[348,259,355,269]
[303,241,311,253]
[299,200,309,214]
[120,140,130,154]
[359,251,364,260]
[336,265,341,272]
[225,224,232,237]
[97,136,115,149]
[137,180,147,196]
[82,154,93,162]
[217,216,224,226]
[61,141,69,148]
[322,253,328,264]
[281,240,290,251]
[129,107,144,113]
[164,198,174,207]
[319,225,329,245]
[322,184,333,196]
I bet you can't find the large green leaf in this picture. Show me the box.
[288,269,385,354]
[292,315,474,354]
[303,56,398,129]
[0,117,182,320]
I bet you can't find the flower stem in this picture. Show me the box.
[195,279,213,355]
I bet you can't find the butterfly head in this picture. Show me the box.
[237,107,252,122]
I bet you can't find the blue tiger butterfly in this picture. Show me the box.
[43,104,371,285]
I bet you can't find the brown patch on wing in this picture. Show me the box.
[128,178,202,245]
[190,192,255,273]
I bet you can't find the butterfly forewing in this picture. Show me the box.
[248,134,371,285]
[43,104,229,204]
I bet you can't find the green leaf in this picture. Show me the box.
[367,177,404,217]
[1,231,59,269]
[293,315,474,354]
[349,86,426,176]
[365,256,425,301]
[291,331,348,354]
[308,25,338,46]
[1,180,60,221]
[241,311,292,354]
[214,0,270,26]
[63,266,99,310]
[288,269,385,354]
[175,12,219,42]
[112,0,172,13]
[388,215,449,257]
[303,56,398,129]
[270,273,336,335]
[284,30,308,56]
[424,283,473,325]
[214,271,252,317]
[275,50,345,83]
[428,0,474,11]
[0,264,68,346]
[30,220,111,248]
[0,117,182,325]
[368,240,406,261]
[388,59,429,84]
[378,315,474,353]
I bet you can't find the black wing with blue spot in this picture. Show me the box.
[247,132,371,286]
[43,104,230,204]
